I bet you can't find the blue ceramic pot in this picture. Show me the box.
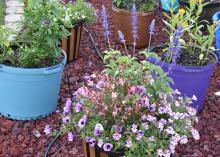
[213,11,220,61]
[148,52,217,112]
[0,52,67,120]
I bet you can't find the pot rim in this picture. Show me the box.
[112,1,159,15]
[149,44,218,70]
[180,0,220,7]
[212,11,220,21]
[0,50,67,74]
[95,144,125,156]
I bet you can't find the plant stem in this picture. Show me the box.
[123,42,128,55]
[107,36,111,50]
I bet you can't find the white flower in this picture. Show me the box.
[146,115,157,122]
[165,126,175,135]
[97,139,104,147]
[180,135,188,144]
[191,128,200,140]
[192,95,197,101]
[95,123,104,131]
[187,107,197,116]
[64,15,70,22]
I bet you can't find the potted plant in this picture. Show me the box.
[45,49,200,157]
[212,11,220,62]
[112,0,158,48]
[0,0,70,120]
[148,0,218,112]
[180,0,220,23]
[161,0,180,12]
[24,0,97,63]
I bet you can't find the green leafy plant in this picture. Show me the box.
[0,0,96,68]
[0,25,15,65]
[113,0,158,12]
[162,0,217,66]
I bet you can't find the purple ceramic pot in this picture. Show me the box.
[148,52,217,112]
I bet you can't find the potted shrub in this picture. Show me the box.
[160,0,180,12]
[0,0,70,120]
[212,11,220,62]
[24,0,97,63]
[180,0,220,23]
[148,0,218,112]
[112,0,158,48]
[45,50,200,157]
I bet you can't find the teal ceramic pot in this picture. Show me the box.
[0,52,67,120]
[161,0,180,12]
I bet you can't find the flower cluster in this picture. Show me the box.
[45,51,199,157]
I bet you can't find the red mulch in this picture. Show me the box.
[0,1,220,157]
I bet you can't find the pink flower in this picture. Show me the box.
[131,124,138,133]
[76,87,90,97]
[118,78,125,85]
[113,132,121,140]
[146,115,157,122]
[126,139,132,148]
[112,92,117,99]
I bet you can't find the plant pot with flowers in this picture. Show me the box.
[45,49,200,157]
[111,0,158,48]
[180,0,220,23]
[0,0,72,120]
[24,0,97,63]
[148,0,218,112]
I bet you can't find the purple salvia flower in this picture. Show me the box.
[149,19,155,35]
[103,143,113,152]
[101,5,110,38]
[68,132,74,142]
[44,125,51,135]
[131,4,138,43]
[170,24,183,65]
[118,30,129,55]
[118,31,125,43]
[63,98,72,114]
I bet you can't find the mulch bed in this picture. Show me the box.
[0,1,220,157]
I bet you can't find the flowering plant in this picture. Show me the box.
[113,0,158,12]
[46,49,200,156]
[162,0,217,66]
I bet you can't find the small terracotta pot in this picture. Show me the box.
[61,24,83,63]
[112,3,158,48]
[82,141,124,157]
